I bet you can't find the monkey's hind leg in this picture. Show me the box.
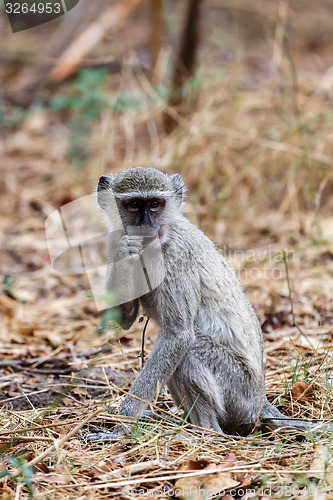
[168,337,263,436]
[168,360,226,434]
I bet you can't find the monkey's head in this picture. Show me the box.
[97,167,184,243]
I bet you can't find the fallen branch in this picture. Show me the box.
[48,0,148,83]
[28,407,102,466]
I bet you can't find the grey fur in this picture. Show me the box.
[89,167,331,441]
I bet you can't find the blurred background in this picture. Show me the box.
[1,0,333,373]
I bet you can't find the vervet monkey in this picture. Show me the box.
[89,167,330,440]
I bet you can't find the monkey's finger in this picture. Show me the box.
[127,244,143,257]
[127,235,144,243]
[127,241,142,251]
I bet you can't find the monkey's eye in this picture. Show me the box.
[149,199,162,211]
[127,200,140,211]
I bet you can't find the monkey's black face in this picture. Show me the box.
[97,170,180,244]
[121,197,166,230]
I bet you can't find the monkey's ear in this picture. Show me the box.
[97,175,113,209]
[171,174,183,205]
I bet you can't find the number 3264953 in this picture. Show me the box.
[5,3,62,14]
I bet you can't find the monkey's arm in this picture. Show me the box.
[117,276,199,421]
[106,263,139,329]
[86,328,195,442]
[119,327,195,417]
[87,247,199,441]
[115,300,139,330]
[105,233,142,329]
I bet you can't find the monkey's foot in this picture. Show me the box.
[86,425,129,442]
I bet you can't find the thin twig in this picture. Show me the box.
[28,407,102,466]
[282,249,313,347]
[140,316,150,369]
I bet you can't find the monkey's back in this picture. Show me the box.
[159,215,265,382]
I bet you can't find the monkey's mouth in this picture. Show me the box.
[125,225,167,246]
[127,226,158,238]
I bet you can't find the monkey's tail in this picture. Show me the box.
[260,398,332,434]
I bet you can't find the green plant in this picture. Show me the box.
[0,456,34,498]
[112,91,142,113]
[282,343,323,388]
[51,69,109,168]
[97,307,121,334]
[0,102,25,129]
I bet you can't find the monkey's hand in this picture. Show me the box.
[86,424,129,442]
[118,234,143,261]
